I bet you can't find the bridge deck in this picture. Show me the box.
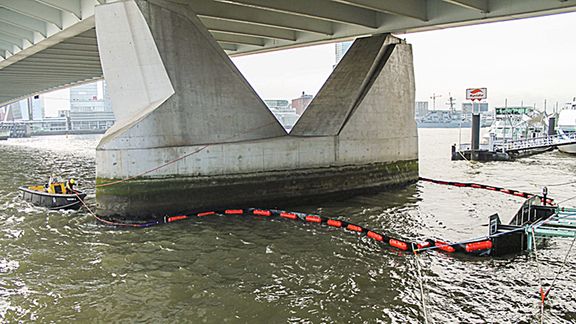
[1,0,576,106]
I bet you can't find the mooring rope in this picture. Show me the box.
[557,194,576,205]
[530,227,545,324]
[458,150,470,162]
[544,237,576,299]
[527,234,576,323]
[74,191,161,228]
[419,177,555,205]
[96,121,278,188]
[412,243,431,324]
[533,179,576,187]
[95,145,209,188]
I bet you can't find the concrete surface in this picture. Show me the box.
[290,34,398,137]
[95,0,418,218]
[97,0,285,151]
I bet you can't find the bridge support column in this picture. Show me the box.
[94,0,418,218]
[471,113,481,161]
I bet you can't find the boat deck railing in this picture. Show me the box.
[458,143,491,151]
[497,132,576,152]
[458,132,576,153]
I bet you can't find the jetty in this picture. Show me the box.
[491,200,576,254]
[525,207,576,249]
[452,132,576,161]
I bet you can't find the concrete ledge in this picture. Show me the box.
[96,159,418,218]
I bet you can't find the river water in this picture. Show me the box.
[0,129,575,323]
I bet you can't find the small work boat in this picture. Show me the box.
[19,182,86,210]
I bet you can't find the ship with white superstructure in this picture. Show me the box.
[556,98,576,154]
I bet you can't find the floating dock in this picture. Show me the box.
[525,207,576,250]
[452,133,576,161]
[486,198,576,255]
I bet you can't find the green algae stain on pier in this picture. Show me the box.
[96,160,419,218]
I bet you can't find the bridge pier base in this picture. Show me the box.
[94,0,418,218]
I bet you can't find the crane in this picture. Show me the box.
[430,93,442,110]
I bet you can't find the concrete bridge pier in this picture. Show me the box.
[94,0,418,218]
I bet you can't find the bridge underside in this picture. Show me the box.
[1,0,576,106]
[94,0,418,218]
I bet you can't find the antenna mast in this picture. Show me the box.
[447,93,456,113]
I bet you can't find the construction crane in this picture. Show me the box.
[430,93,442,110]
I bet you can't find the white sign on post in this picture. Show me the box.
[466,88,487,101]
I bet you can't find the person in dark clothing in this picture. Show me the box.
[66,178,76,194]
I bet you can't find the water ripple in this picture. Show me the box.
[0,132,574,321]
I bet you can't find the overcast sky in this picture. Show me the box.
[233,11,576,112]
[44,11,576,115]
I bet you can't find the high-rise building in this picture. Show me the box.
[30,95,45,121]
[1,96,44,122]
[335,41,353,65]
[291,92,313,115]
[415,101,429,119]
[462,102,489,114]
[69,81,115,132]
[264,100,290,109]
[5,100,26,120]
[264,99,299,131]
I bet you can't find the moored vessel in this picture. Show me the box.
[557,98,576,154]
[483,106,549,143]
[19,180,86,210]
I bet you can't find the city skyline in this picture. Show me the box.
[37,10,576,116]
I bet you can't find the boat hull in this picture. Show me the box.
[19,187,87,210]
[558,143,576,154]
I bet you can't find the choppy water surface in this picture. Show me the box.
[0,130,575,322]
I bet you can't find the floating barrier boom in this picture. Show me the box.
[88,177,573,257]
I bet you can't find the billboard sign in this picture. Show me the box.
[495,107,531,115]
[466,88,487,101]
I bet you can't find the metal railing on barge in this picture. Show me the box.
[526,207,576,250]
[458,132,576,154]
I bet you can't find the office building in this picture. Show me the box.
[264,99,299,131]
[462,102,489,114]
[335,41,353,65]
[291,92,313,115]
[69,82,115,132]
[415,101,429,119]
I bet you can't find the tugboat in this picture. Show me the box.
[19,178,86,210]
